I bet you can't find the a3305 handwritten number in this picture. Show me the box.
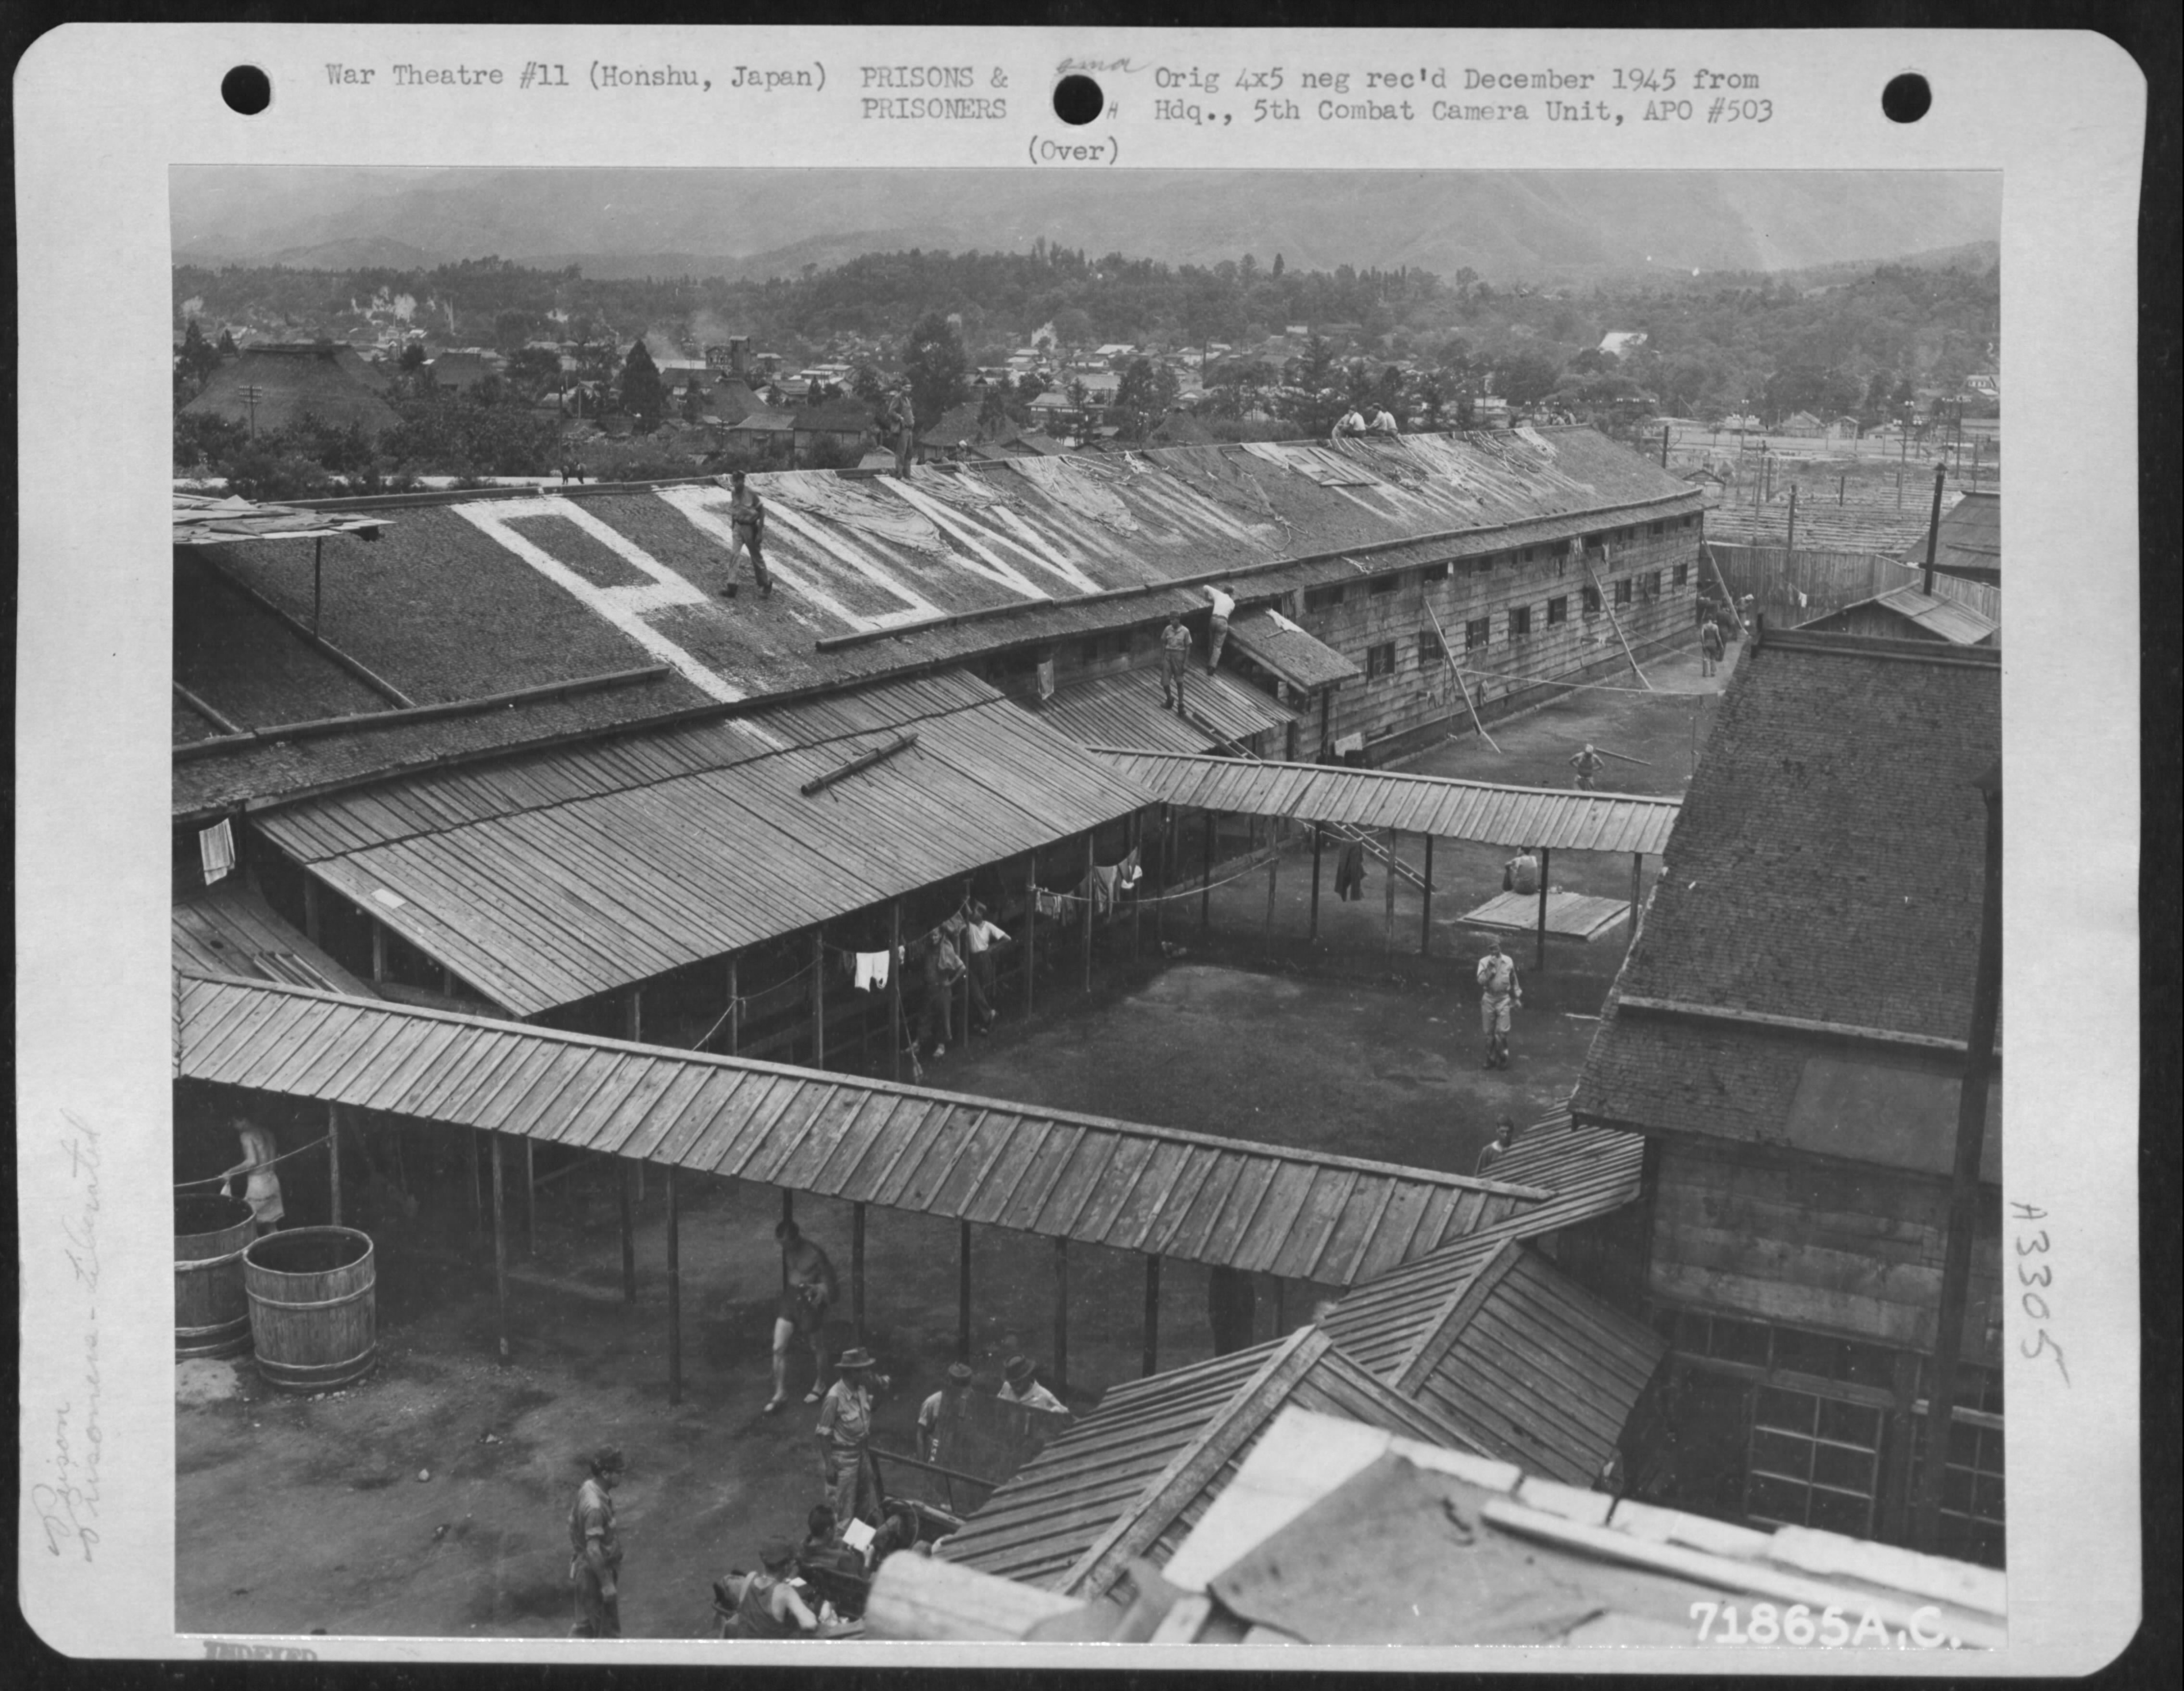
[2012,1202,2067,1385]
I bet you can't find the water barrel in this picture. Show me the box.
[243,1226,377,1392]
[176,1193,257,1360]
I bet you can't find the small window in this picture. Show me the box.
[1547,595,1568,625]
[1614,577,1634,606]
[1419,561,1449,583]
[1581,584,1603,614]
[1644,570,1662,598]
[1464,616,1490,651]
[1370,573,1401,596]
[1365,641,1397,679]
[1510,606,1532,638]
[1418,631,1444,666]
[1650,521,1665,536]
[1673,561,1690,587]
[1304,583,1345,611]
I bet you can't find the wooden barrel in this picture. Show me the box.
[176,1194,257,1360]
[243,1226,377,1392]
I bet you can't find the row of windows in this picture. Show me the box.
[1300,527,1693,611]
[1318,562,1688,621]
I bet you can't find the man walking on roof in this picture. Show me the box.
[884,387,916,478]
[1160,611,1193,712]
[1475,936,1522,1070]
[1206,583,1235,673]
[723,471,771,599]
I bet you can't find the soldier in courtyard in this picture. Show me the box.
[813,1347,891,1526]
[568,1445,625,1639]
[767,1218,839,1413]
[1475,936,1523,1070]
[917,1361,977,1465]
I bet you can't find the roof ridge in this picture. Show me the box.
[1084,748,1683,808]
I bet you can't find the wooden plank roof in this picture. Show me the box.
[1319,1236,1666,1487]
[254,674,1155,1015]
[939,1326,1478,1598]
[1035,665,1295,757]
[1086,750,1683,855]
[1223,606,1362,689]
[174,974,1563,1283]
[172,882,379,999]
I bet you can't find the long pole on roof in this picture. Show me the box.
[1921,461,1947,596]
[1912,768,2002,1552]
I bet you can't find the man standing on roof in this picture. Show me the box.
[814,1347,890,1526]
[917,1361,976,1465]
[568,1445,625,1638]
[1206,582,1236,673]
[723,470,771,599]
[1160,611,1193,712]
[1475,936,1522,1070]
[1700,615,1725,677]
[997,1354,1067,1415]
[768,1219,839,1413]
[884,386,916,478]
[1569,743,1606,791]
[961,902,1007,1034]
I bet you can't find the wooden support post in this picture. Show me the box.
[490,1132,509,1364]
[1921,461,1947,596]
[1274,1279,1287,1335]
[1537,846,1551,972]
[1786,484,1798,554]
[666,1166,682,1405]
[312,535,324,636]
[1263,817,1280,948]
[957,1221,973,1364]
[781,1190,793,1290]
[1201,810,1215,932]
[626,989,645,1201]
[1082,830,1096,995]
[1913,772,2003,1551]
[469,1128,483,1244]
[727,953,741,1055]
[1630,853,1644,950]
[524,1137,536,1256]
[1155,808,1170,950]
[812,927,827,1070]
[1384,829,1398,952]
[618,1160,636,1304]
[1309,823,1323,941]
[889,905,904,1082]
[1420,837,1435,956]
[1142,1257,1161,1377]
[370,919,387,984]
[1879,1348,1923,1545]
[302,878,321,945]
[1052,1237,1069,1398]
[327,1104,342,1228]
[1130,813,1144,961]
[852,1203,868,1344]
[1023,854,1038,1019]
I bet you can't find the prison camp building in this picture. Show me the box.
[1569,626,2004,1566]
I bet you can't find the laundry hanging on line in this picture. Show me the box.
[199,819,235,886]
[852,952,892,993]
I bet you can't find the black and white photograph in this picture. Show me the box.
[161,164,2016,1645]
[13,23,2151,1672]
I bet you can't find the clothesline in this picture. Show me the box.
[175,1132,333,1191]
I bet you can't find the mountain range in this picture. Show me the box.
[172,167,2000,284]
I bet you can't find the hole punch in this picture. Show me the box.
[222,65,272,115]
[1881,73,1930,124]
[1053,75,1103,126]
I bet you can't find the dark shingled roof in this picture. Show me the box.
[1916,490,2000,581]
[1572,628,2000,1170]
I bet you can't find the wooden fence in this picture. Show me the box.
[1706,543,2000,631]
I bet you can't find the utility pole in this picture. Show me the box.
[240,383,264,442]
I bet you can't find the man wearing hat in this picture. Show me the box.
[916,1361,976,1467]
[722,1541,819,1638]
[997,1354,1067,1416]
[568,1445,625,1639]
[813,1348,890,1527]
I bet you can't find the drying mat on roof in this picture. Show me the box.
[1004,455,1142,534]
[1239,442,1381,488]
[907,465,1015,510]
[765,470,950,555]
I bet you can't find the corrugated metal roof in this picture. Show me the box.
[1223,606,1362,689]
[1085,751,1682,856]
[172,883,379,998]
[1870,586,1998,646]
[940,1326,1478,1596]
[1035,666,1295,757]
[174,975,1562,1284]
[254,673,1155,1015]
[1319,1237,1666,1486]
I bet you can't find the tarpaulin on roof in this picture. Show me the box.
[1004,455,1142,534]
[766,470,949,555]
[1240,442,1381,488]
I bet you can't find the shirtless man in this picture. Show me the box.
[767,1218,839,1413]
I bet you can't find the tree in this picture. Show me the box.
[177,320,221,388]
[1052,307,1094,355]
[851,362,887,403]
[901,311,968,426]
[1498,350,1564,408]
[619,340,666,428]
[217,328,238,357]
[1271,252,1284,279]
[1111,357,1179,442]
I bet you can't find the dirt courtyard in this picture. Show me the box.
[176,638,1733,1641]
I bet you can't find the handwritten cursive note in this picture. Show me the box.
[34,1111,105,1562]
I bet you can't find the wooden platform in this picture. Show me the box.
[1459,890,1631,943]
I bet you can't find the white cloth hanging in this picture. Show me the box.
[199,819,235,885]
[853,951,891,993]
